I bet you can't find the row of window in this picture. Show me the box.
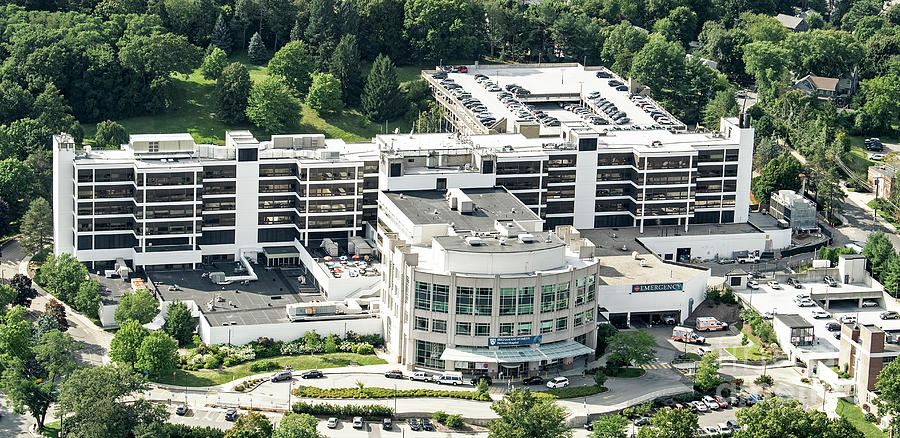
[414,310,595,336]
[414,278,595,315]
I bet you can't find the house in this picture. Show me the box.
[868,165,897,200]
[775,14,809,32]
[793,74,857,100]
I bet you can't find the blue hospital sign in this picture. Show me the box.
[488,335,542,347]
[632,282,684,293]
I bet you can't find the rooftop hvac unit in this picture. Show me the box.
[465,236,484,246]
[317,150,341,160]
[518,233,535,243]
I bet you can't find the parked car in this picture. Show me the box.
[382,418,393,430]
[352,417,364,429]
[546,377,570,389]
[747,280,760,290]
[841,315,857,324]
[714,396,729,408]
[745,394,765,405]
[522,375,545,385]
[718,423,732,434]
[702,396,719,410]
[584,420,594,431]
[718,258,735,264]
[796,298,815,307]
[301,370,323,379]
[728,396,740,407]
[869,153,886,161]
[824,276,838,287]
[826,322,841,331]
[881,311,900,320]
[833,331,841,339]
[862,300,879,308]
[693,401,708,412]
[812,310,831,319]
[762,311,774,319]
[767,281,781,289]
[270,371,291,382]
[697,347,711,357]
[327,418,338,428]
[787,278,803,289]
[634,417,651,426]
[422,418,435,431]
[471,374,493,385]
[407,418,422,431]
[384,370,404,379]
[175,404,186,416]
[410,371,431,382]
[225,408,239,421]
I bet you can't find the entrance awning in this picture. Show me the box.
[439,340,593,364]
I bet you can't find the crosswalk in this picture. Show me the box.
[640,361,673,370]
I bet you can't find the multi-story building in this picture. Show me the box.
[52,131,379,271]
[769,189,817,232]
[377,187,599,374]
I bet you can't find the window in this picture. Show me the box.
[556,284,569,310]
[586,309,594,322]
[475,288,492,316]
[541,285,555,313]
[432,319,447,334]
[415,317,429,331]
[499,323,513,336]
[578,138,598,151]
[575,278,586,306]
[518,286,534,314]
[415,282,430,311]
[456,286,473,315]
[556,317,568,331]
[517,322,532,335]
[238,148,258,161]
[574,313,584,327]
[587,275,596,302]
[456,322,471,336]
[415,340,445,368]
[499,287,516,316]
[540,320,553,334]
[432,284,449,313]
[148,141,159,153]
[475,323,490,337]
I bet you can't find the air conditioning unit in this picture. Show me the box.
[518,234,535,243]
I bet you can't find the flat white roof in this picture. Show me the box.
[129,133,194,142]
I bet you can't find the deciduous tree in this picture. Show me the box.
[273,413,324,438]
[589,414,627,438]
[115,289,159,325]
[693,351,723,392]
[226,411,274,438]
[488,388,571,438]
[306,73,343,115]
[637,408,697,438]
[605,329,656,370]
[136,331,178,379]
[163,301,194,345]
[201,47,228,80]
[93,120,129,149]
[110,319,150,367]
[246,76,302,132]
[268,41,315,95]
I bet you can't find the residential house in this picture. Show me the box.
[775,14,809,32]
[868,165,897,200]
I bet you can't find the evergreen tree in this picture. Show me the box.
[20,198,52,256]
[289,19,303,42]
[361,53,407,122]
[210,13,232,54]
[215,62,252,123]
[305,0,341,67]
[248,32,268,64]
[329,34,363,106]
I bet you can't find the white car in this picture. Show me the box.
[840,315,857,324]
[693,401,708,412]
[762,311,774,319]
[862,300,879,308]
[702,395,719,410]
[546,377,569,389]
[869,153,885,160]
[767,281,781,289]
[795,293,810,300]
[747,280,759,290]
[812,310,830,319]
[796,299,815,307]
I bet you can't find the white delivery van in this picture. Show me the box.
[435,371,464,386]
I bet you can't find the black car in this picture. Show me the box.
[384,370,404,379]
[382,418,393,430]
[407,418,422,430]
[833,331,841,340]
[422,418,435,431]
[826,322,841,331]
[584,421,594,431]
[471,375,493,385]
[224,408,238,421]
[301,370,323,379]
[522,376,544,385]
[595,71,612,78]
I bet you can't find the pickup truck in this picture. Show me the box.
[738,254,760,264]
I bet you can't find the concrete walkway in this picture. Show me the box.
[843,183,897,233]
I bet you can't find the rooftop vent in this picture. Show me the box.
[465,236,484,246]
[518,233,535,243]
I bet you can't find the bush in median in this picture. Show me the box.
[291,401,392,419]
[293,385,492,401]
[534,385,607,399]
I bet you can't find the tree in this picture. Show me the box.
[736,397,863,438]
[323,333,338,353]
[750,153,803,206]
[784,30,864,78]
[248,32,268,64]
[246,76,302,132]
[488,388,571,438]
[602,22,650,75]
[268,41,315,95]
[652,6,697,47]
[693,351,723,392]
[19,198,51,256]
[110,319,150,367]
[305,0,343,67]
[274,413,324,438]
[589,414,628,438]
[34,329,78,380]
[742,41,790,98]
[201,47,228,80]
[115,289,159,325]
[593,369,607,388]
[596,323,618,356]
[136,331,178,379]
[10,274,37,307]
[329,34,363,106]
[403,0,485,62]
[93,121,129,149]
[636,408,697,438]
[290,19,303,42]
[58,365,161,438]
[306,73,343,115]
[361,54,407,122]
[45,299,69,331]
[0,159,34,220]
[876,359,900,432]
[74,279,101,318]
[210,13,232,54]
[864,231,896,281]
[226,411,275,438]
[702,89,739,129]
[36,253,89,304]
[163,301,194,345]
[0,198,9,237]
[855,75,900,134]
[805,12,824,29]
[605,330,656,371]
[216,63,252,124]
[882,255,900,298]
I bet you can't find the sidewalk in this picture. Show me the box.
[843,184,897,233]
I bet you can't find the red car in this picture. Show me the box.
[714,396,730,408]
[458,66,468,73]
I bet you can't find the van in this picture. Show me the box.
[435,371,464,386]
[672,326,705,344]
[270,371,291,382]
[695,317,728,332]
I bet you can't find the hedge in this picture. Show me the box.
[293,385,492,401]
[291,401,393,419]
[535,385,607,399]
[163,423,226,438]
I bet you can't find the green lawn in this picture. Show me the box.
[153,353,386,387]
[836,399,887,438]
[82,57,423,145]
[727,327,773,360]
[42,420,61,438]
[868,199,900,226]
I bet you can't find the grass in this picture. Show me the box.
[82,56,424,145]
[42,421,61,438]
[608,367,645,378]
[153,353,386,387]
[842,146,876,177]
[867,199,900,227]
[725,343,771,360]
[836,399,887,438]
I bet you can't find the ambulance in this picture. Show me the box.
[695,317,728,332]
[672,326,705,344]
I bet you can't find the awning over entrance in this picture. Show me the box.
[439,341,593,364]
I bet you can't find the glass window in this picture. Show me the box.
[587,275,596,302]
[415,282,430,311]
[499,323,513,336]
[574,313,584,327]
[499,287,516,316]
[432,284,449,313]
[517,322,532,336]
[475,288,492,316]
[475,323,490,337]
[556,284,569,310]
[586,309,594,322]
[456,286,473,315]
[415,340,445,369]
[415,317,429,331]
[432,319,447,334]
[556,317,568,331]
[541,285,555,313]
[518,286,534,314]
[540,320,553,334]
[575,279,586,306]
[456,322,471,336]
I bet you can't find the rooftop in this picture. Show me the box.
[95,274,140,306]
[775,13,806,30]
[382,187,540,231]
[796,74,838,92]
[775,313,814,329]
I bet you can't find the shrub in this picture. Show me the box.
[865,412,877,423]
[755,375,774,387]
[433,411,448,423]
[536,385,607,399]
[800,377,811,384]
[162,423,226,438]
[249,360,280,372]
[293,386,492,401]
[445,414,463,428]
[204,355,221,369]
[291,401,392,419]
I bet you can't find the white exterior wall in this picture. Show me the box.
[573,148,601,230]
[199,317,383,345]
[597,268,709,320]
[379,172,496,192]
[52,136,76,256]
[722,117,755,223]
[234,154,260,252]
[99,303,118,327]
[638,229,790,261]
[433,241,568,274]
